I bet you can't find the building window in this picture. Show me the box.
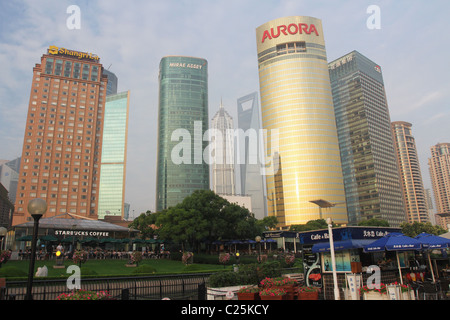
[276,42,306,55]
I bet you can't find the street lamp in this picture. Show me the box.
[326,217,340,300]
[25,198,47,300]
[255,236,261,263]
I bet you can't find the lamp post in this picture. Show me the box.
[326,217,340,300]
[25,198,47,300]
[255,236,261,263]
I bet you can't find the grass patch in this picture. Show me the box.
[0,259,226,279]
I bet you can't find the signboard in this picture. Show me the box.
[53,229,109,237]
[48,45,100,62]
[293,227,400,246]
[346,274,362,300]
[302,246,322,288]
[261,23,319,43]
[168,62,204,69]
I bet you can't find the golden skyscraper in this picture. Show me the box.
[256,16,347,227]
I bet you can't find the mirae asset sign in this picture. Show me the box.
[54,230,110,237]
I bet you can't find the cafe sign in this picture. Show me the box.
[54,229,109,237]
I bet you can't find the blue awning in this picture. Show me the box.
[312,239,375,253]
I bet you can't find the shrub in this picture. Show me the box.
[259,261,282,279]
[182,252,194,265]
[130,251,143,265]
[56,289,113,300]
[207,271,245,287]
[72,250,88,265]
[207,261,283,287]
[219,253,230,265]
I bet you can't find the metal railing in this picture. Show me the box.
[1,273,212,300]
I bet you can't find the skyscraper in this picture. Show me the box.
[256,16,348,227]
[391,121,428,223]
[156,56,209,211]
[211,102,235,195]
[97,91,129,219]
[237,92,267,220]
[103,69,118,96]
[12,46,107,225]
[429,143,450,229]
[0,157,21,205]
[329,51,405,227]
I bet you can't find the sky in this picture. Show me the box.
[1,0,449,220]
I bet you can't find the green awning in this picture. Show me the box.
[17,235,32,241]
[80,237,99,243]
[61,236,77,243]
[39,235,58,241]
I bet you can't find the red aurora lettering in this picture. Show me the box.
[261,23,319,43]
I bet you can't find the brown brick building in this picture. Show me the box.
[12,46,108,226]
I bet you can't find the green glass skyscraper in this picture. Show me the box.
[97,91,130,219]
[156,56,209,211]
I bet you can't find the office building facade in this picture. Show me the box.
[429,143,450,229]
[103,69,118,96]
[0,157,21,205]
[237,92,267,220]
[329,51,405,227]
[256,16,348,227]
[391,121,428,223]
[97,91,129,219]
[211,102,235,195]
[12,46,107,225]
[156,56,209,211]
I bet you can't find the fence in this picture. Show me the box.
[1,273,212,300]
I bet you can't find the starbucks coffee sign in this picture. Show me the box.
[54,229,109,237]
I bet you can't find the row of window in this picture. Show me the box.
[45,58,100,82]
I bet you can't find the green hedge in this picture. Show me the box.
[207,261,283,287]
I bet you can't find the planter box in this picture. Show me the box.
[207,285,247,300]
[401,291,413,300]
[277,284,298,300]
[363,292,388,300]
[237,292,260,300]
[260,295,286,300]
[298,291,319,300]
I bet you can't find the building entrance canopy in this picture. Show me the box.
[264,226,402,248]
[13,213,138,240]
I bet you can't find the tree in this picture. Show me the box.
[128,210,161,239]
[256,216,278,232]
[358,218,390,227]
[155,190,263,252]
[400,221,447,238]
[289,219,335,232]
